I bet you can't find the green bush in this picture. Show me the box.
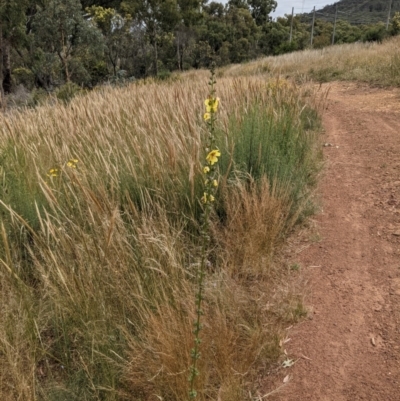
[89,61,109,86]
[157,69,172,81]
[220,99,322,224]
[55,82,84,103]
[12,67,35,90]
[390,12,400,35]
[363,23,387,43]
[275,41,298,55]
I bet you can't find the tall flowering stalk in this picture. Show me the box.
[188,65,220,400]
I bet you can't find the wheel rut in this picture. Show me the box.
[270,82,400,401]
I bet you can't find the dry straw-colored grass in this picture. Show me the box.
[223,35,400,87]
[0,71,322,400]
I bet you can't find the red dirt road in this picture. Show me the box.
[273,83,400,400]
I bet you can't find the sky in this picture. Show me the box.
[218,1,334,18]
[272,1,333,17]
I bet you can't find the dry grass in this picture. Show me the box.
[222,35,400,87]
[0,71,322,400]
[216,178,289,277]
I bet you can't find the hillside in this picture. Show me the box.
[308,0,400,25]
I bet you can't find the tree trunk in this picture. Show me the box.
[108,50,117,76]
[59,30,70,82]
[58,51,70,83]
[176,35,181,71]
[153,25,158,76]
[3,38,11,94]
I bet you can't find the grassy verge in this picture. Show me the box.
[223,35,400,87]
[0,73,322,400]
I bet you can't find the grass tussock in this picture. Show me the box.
[217,178,289,277]
[0,72,323,400]
[223,35,400,87]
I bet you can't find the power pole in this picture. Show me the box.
[289,7,294,43]
[310,6,316,47]
[332,3,338,45]
[386,0,393,30]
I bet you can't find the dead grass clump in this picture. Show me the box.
[124,276,283,401]
[216,177,290,277]
[0,275,38,401]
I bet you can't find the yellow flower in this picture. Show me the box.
[203,112,211,121]
[203,166,210,174]
[47,168,58,177]
[67,158,79,168]
[212,179,218,187]
[206,149,221,165]
[204,97,220,113]
[201,193,215,204]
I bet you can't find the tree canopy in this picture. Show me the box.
[1,0,399,103]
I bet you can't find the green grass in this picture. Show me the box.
[221,101,321,224]
[0,73,322,400]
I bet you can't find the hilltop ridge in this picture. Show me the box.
[309,0,400,24]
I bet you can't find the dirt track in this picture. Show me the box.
[272,82,400,400]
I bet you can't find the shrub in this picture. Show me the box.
[363,23,387,43]
[12,67,35,90]
[55,82,84,103]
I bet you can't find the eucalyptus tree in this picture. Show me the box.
[122,0,180,75]
[225,4,260,62]
[0,0,31,104]
[227,0,277,24]
[248,0,277,25]
[392,11,400,34]
[87,5,126,76]
[192,2,227,67]
[81,0,121,8]
[31,0,104,86]
[174,0,205,70]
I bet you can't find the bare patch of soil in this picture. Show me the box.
[269,82,400,400]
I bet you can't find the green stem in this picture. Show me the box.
[188,206,211,399]
[188,64,218,400]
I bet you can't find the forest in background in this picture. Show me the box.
[1,0,400,106]
[315,0,400,25]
